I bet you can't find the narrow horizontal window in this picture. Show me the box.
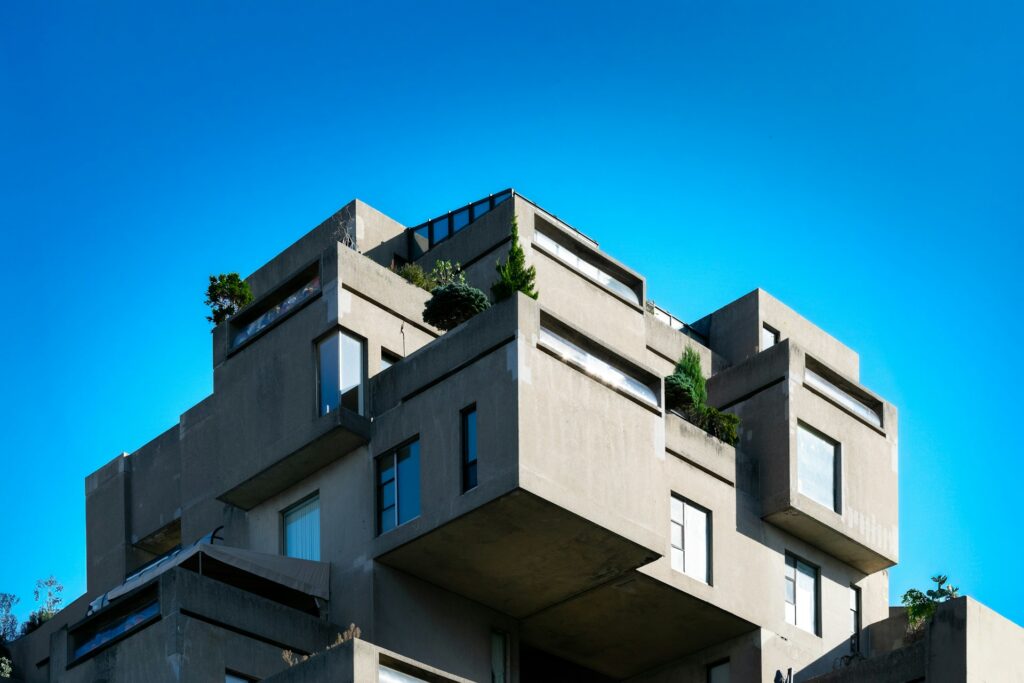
[538,327,657,407]
[72,599,160,660]
[533,231,640,305]
[379,665,429,683]
[804,366,882,428]
[231,273,321,348]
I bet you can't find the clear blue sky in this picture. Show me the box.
[1,2,1021,626]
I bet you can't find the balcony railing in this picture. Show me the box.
[408,189,513,258]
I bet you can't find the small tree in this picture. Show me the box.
[0,594,18,643]
[422,261,490,331]
[492,215,538,302]
[20,577,63,636]
[205,273,253,326]
[665,347,740,446]
[902,575,959,634]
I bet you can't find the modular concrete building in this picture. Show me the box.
[4,189,1019,681]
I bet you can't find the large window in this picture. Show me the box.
[797,423,840,511]
[670,494,710,583]
[318,330,366,416]
[462,405,478,492]
[283,495,320,561]
[785,553,819,634]
[377,440,421,533]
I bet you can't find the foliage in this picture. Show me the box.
[396,263,436,292]
[205,273,253,326]
[664,347,741,446]
[283,623,361,667]
[19,577,63,637]
[0,594,17,643]
[429,260,463,289]
[423,283,490,331]
[902,575,959,633]
[492,215,538,301]
[0,655,10,678]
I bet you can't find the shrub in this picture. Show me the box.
[423,283,490,331]
[664,347,740,446]
[902,575,959,634]
[492,215,538,301]
[205,273,253,326]
[396,263,435,292]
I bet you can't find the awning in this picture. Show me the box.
[88,538,330,614]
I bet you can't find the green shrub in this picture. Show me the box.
[902,575,959,634]
[664,347,740,446]
[423,283,490,331]
[205,273,253,326]
[396,263,435,291]
[492,215,538,301]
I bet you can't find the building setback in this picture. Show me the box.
[5,190,1021,682]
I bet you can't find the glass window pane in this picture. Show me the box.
[491,631,508,683]
[379,665,429,683]
[318,334,340,416]
[464,409,477,463]
[397,442,421,524]
[671,546,685,573]
[670,496,684,524]
[538,327,657,407]
[381,350,400,371]
[412,225,430,258]
[283,496,320,561]
[432,217,450,244]
[493,190,511,205]
[464,461,477,490]
[796,560,817,632]
[804,367,882,428]
[452,208,470,232]
[472,200,491,221]
[797,424,837,510]
[684,503,708,583]
[762,324,779,350]
[671,520,683,550]
[785,577,795,604]
[708,661,730,683]
[463,408,478,493]
[340,332,364,414]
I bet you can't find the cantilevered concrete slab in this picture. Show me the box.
[520,571,756,679]
[376,489,660,619]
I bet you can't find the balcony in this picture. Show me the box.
[707,340,898,572]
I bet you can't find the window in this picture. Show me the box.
[226,673,256,683]
[761,323,780,350]
[533,230,640,305]
[804,365,882,428]
[377,440,421,533]
[538,326,658,407]
[462,406,478,492]
[797,423,840,511]
[670,495,710,583]
[849,585,862,652]
[707,660,730,683]
[381,349,401,371]
[318,330,366,416]
[230,272,322,349]
[379,665,429,683]
[283,495,320,561]
[785,553,819,634]
[491,630,509,683]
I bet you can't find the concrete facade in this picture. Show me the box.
[5,189,1020,682]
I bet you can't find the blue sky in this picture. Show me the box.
[1,1,1021,626]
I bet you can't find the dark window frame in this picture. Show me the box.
[706,658,730,683]
[280,491,321,560]
[376,437,421,535]
[461,404,478,493]
[314,326,368,418]
[785,551,822,636]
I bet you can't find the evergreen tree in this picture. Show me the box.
[205,273,253,326]
[492,215,538,301]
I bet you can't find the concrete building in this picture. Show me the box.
[4,189,1019,681]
